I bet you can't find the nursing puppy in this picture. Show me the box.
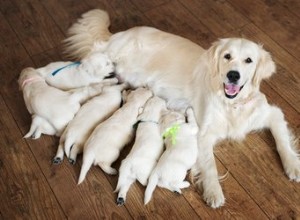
[53,83,127,165]
[36,50,115,90]
[64,9,300,208]
[115,96,167,206]
[144,107,199,205]
[78,87,153,184]
[18,67,117,138]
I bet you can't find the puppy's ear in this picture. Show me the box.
[138,106,144,115]
[252,46,276,87]
[122,90,129,103]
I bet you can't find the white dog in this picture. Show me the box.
[36,50,115,90]
[144,107,199,205]
[115,96,167,206]
[53,83,127,165]
[18,67,117,138]
[78,87,153,184]
[64,9,300,208]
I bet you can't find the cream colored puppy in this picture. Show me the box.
[36,50,115,90]
[78,87,153,184]
[53,83,127,165]
[144,107,199,205]
[19,67,117,139]
[115,96,167,206]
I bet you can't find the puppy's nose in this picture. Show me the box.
[227,70,240,83]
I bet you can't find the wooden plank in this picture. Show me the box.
[215,137,300,219]
[278,0,300,19]
[40,0,112,36]
[108,0,154,33]
[0,0,64,56]
[131,0,171,12]
[0,94,66,220]
[144,0,216,48]
[228,0,300,60]
[179,0,249,36]
[0,12,33,86]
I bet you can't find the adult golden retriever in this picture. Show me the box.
[64,9,299,208]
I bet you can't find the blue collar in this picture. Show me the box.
[51,61,81,76]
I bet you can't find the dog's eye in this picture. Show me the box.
[245,57,252,63]
[224,53,231,60]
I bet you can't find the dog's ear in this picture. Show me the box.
[207,39,228,77]
[252,46,276,87]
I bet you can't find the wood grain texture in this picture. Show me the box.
[0,0,299,219]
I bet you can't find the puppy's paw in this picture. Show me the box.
[68,158,76,165]
[284,159,300,182]
[203,184,225,208]
[52,157,63,165]
[117,197,125,206]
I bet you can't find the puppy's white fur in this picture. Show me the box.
[36,50,114,90]
[19,67,117,138]
[64,9,300,208]
[144,108,199,204]
[115,96,167,206]
[53,83,127,164]
[78,88,153,184]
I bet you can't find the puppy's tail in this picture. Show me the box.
[78,151,94,184]
[63,9,112,59]
[144,173,159,205]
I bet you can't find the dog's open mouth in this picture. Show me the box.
[224,83,244,99]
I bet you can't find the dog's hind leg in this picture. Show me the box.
[98,162,117,175]
[53,142,64,165]
[116,177,135,206]
[24,115,43,139]
[68,144,82,165]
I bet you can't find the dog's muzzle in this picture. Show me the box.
[224,71,244,99]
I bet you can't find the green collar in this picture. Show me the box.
[162,123,180,145]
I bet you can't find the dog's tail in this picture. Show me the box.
[144,172,159,205]
[63,9,112,59]
[78,150,94,184]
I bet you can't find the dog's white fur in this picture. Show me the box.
[144,107,199,205]
[64,9,300,208]
[36,50,114,90]
[19,67,117,138]
[53,82,126,164]
[78,88,153,184]
[115,96,167,206]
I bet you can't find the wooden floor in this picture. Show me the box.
[0,0,299,219]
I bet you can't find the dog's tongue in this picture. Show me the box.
[224,84,240,96]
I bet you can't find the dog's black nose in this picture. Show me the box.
[227,71,240,83]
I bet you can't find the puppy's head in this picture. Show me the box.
[81,51,115,79]
[207,38,276,100]
[137,96,167,121]
[160,110,185,132]
[125,87,153,103]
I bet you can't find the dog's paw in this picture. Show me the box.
[203,184,225,208]
[284,159,300,182]
[68,158,76,165]
[117,197,125,206]
[52,157,62,165]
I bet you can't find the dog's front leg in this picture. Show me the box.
[192,134,225,208]
[268,106,300,182]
